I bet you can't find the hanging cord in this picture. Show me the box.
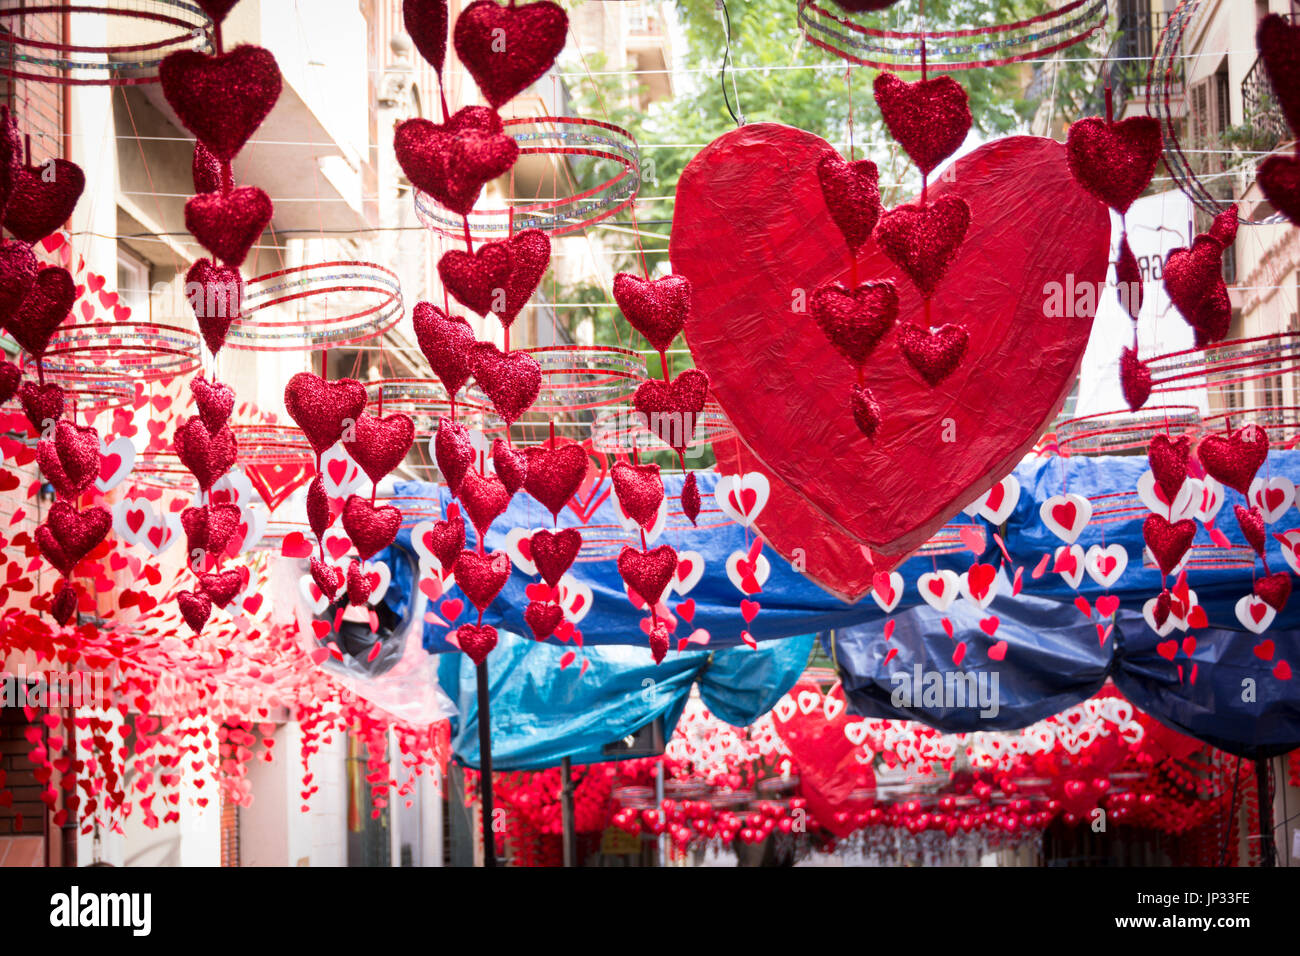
[716,0,743,126]
[1218,753,1241,866]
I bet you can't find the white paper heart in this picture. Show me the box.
[715,472,770,527]
[503,526,539,575]
[917,569,960,612]
[773,695,796,724]
[208,467,253,510]
[1084,543,1128,588]
[977,475,1020,524]
[319,444,366,498]
[615,493,667,544]
[94,435,135,493]
[1249,475,1295,524]
[1143,545,1189,578]
[1194,475,1224,523]
[1054,543,1086,589]
[556,573,593,625]
[140,511,181,557]
[1040,493,1092,544]
[228,504,267,556]
[360,560,391,604]
[1235,593,1275,634]
[871,571,904,613]
[298,573,329,614]
[112,496,156,547]
[1141,596,1175,636]
[1169,588,1199,632]
[671,550,704,596]
[725,550,771,592]
[1276,528,1300,575]
[958,568,1000,610]
[797,689,820,715]
[1136,469,1197,522]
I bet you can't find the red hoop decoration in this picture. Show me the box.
[1145,332,1300,399]
[1085,491,1149,526]
[413,116,639,242]
[31,370,137,414]
[1148,0,1282,226]
[916,522,985,557]
[41,321,201,382]
[1054,405,1202,456]
[591,398,735,455]
[0,2,213,86]
[227,261,404,352]
[227,424,314,465]
[1142,543,1256,572]
[1201,406,1300,448]
[364,378,492,437]
[796,0,1107,72]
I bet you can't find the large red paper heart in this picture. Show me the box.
[671,128,1109,554]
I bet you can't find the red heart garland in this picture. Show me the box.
[404,0,450,72]
[198,568,246,609]
[458,469,511,540]
[873,73,971,175]
[1258,14,1300,135]
[185,187,273,268]
[185,258,244,355]
[192,141,233,194]
[850,384,883,440]
[2,159,85,243]
[531,527,581,588]
[523,441,588,519]
[283,373,368,455]
[454,549,512,612]
[491,438,528,495]
[342,412,414,484]
[1197,425,1269,495]
[306,477,334,539]
[412,302,475,398]
[181,503,242,561]
[159,46,282,161]
[1120,346,1152,412]
[816,153,881,254]
[1254,571,1292,613]
[0,239,38,320]
[680,471,701,525]
[1065,116,1162,213]
[1142,514,1196,576]
[19,380,64,432]
[36,501,111,576]
[346,558,373,607]
[394,107,518,215]
[1164,235,1230,344]
[1115,234,1143,321]
[177,590,212,634]
[1234,505,1266,557]
[341,494,402,561]
[439,229,550,327]
[0,359,19,405]
[1256,153,1300,226]
[617,543,678,607]
[470,342,541,425]
[424,509,466,573]
[873,196,970,297]
[434,417,475,494]
[648,619,670,664]
[524,601,563,640]
[457,623,499,665]
[632,368,709,456]
[37,420,100,498]
[310,556,344,601]
[1147,433,1189,503]
[612,461,664,530]
[612,272,692,352]
[3,266,74,359]
[810,281,898,366]
[895,322,969,386]
[174,416,237,491]
[190,375,235,433]
[452,0,568,109]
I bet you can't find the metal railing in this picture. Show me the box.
[1242,53,1290,146]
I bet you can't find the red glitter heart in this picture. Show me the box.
[1142,514,1196,576]
[0,106,18,214]
[1119,346,1152,412]
[1197,425,1269,495]
[394,107,518,215]
[3,266,74,359]
[523,441,588,519]
[190,375,235,433]
[2,159,85,244]
[181,503,242,560]
[524,601,563,640]
[159,45,282,161]
[341,494,402,561]
[1065,116,1161,213]
[0,239,38,320]
[50,583,77,626]
[873,196,970,297]
[612,461,664,530]
[531,527,581,587]
[306,477,334,539]
[1254,571,1292,613]
[37,420,100,499]
[192,141,233,194]
[284,373,368,455]
[185,186,273,268]
[185,258,243,355]
[633,368,709,456]
[1234,504,1266,557]
[456,622,499,665]
[1164,235,1230,344]
[454,548,512,612]
[177,590,212,635]
[1258,14,1300,135]
[404,0,450,72]
[424,508,466,572]
[648,619,670,664]
[1152,588,1172,627]
[174,416,238,491]
[0,359,19,405]
[492,438,527,495]
[346,558,373,606]
[873,73,971,175]
[434,417,475,493]
[439,229,550,327]
[816,153,881,255]
[1115,235,1143,321]
[1208,205,1238,247]
[681,471,701,526]
[470,342,541,425]
[36,501,110,576]
[617,543,678,607]
[849,384,882,440]
[1256,153,1300,226]
[19,380,63,432]
[452,0,568,109]
[612,272,691,352]
[896,322,969,386]
[1147,433,1189,503]
[199,568,246,609]
[412,302,475,398]
[342,412,414,484]
[458,469,511,539]
[310,556,344,601]
[810,280,898,366]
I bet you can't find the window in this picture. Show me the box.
[116,250,151,323]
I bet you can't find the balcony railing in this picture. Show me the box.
[1242,54,1290,146]
[1082,12,1172,117]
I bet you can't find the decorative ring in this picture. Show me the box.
[227,260,404,352]
[32,370,136,414]
[917,522,984,557]
[364,378,492,437]
[413,116,640,242]
[590,398,735,454]
[1054,405,1202,455]
[227,424,314,465]
[796,0,1107,72]
[1147,333,1300,398]
[0,2,213,86]
[1085,491,1149,526]
[1200,406,1300,447]
[1142,543,1256,571]
[40,320,200,383]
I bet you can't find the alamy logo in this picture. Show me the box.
[890,665,1000,719]
[49,886,151,936]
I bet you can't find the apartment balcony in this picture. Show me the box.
[626,5,673,105]
[1085,11,1174,120]
[1242,53,1291,150]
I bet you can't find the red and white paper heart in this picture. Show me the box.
[1040,493,1092,544]
[917,569,959,612]
[1249,475,1295,524]
[715,472,769,528]
[1084,543,1128,588]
